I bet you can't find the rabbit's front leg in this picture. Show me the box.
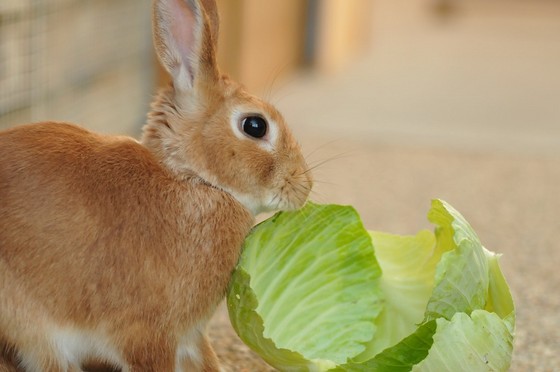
[175,332,221,372]
[190,335,220,372]
[121,332,176,372]
[200,337,222,372]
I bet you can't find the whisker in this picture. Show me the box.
[292,181,313,193]
[302,151,356,175]
[307,192,328,205]
[262,61,295,103]
[304,139,345,161]
[268,193,280,210]
[275,192,283,210]
[292,181,326,207]
[308,179,337,187]
[310,150,356,165]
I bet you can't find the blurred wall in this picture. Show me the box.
[313,0,373,74]
[273,0,560,156]
[216,0,307,92]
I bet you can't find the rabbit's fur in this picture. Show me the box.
[0,0,312,371]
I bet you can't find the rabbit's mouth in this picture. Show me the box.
[280,179,312,211]
[223,173,312,216]
[265,170,313,213]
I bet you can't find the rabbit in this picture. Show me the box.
[0,0,312,370]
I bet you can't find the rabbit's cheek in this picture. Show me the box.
[257,158,276,185]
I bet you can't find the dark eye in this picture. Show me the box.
[242,116,268,139]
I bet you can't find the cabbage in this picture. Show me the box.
[227,200,515,371]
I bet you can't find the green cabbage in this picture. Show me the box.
[227,200,515,371]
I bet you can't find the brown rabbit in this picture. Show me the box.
[0,0,312,370]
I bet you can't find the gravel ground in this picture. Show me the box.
[208,133,560,371]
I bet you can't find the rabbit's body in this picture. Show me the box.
[0,122,252,370]
[0,0,312,370]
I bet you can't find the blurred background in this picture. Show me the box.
[1,0,559,371]
[2,0,559,149]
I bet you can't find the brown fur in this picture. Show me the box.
[0,0,311,371]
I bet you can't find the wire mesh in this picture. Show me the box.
[0,0,154,135]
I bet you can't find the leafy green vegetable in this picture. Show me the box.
[227,200,515,371]
[351,230,437,361]
[227,203,383,370]
[423,199,489,321]
[414,310,514,371]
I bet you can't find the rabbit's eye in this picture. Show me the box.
[242,116,268,139]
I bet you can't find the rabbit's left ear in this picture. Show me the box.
[152,0,220,94]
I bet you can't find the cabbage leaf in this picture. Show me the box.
[227,200,515,371]
[227,203,383,370]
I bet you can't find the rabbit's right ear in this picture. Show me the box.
[152,0,219,95]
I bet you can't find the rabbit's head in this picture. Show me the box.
[143,0,312,215]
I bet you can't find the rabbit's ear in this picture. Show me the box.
[200,0,219,49]
[153,0,219,94]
